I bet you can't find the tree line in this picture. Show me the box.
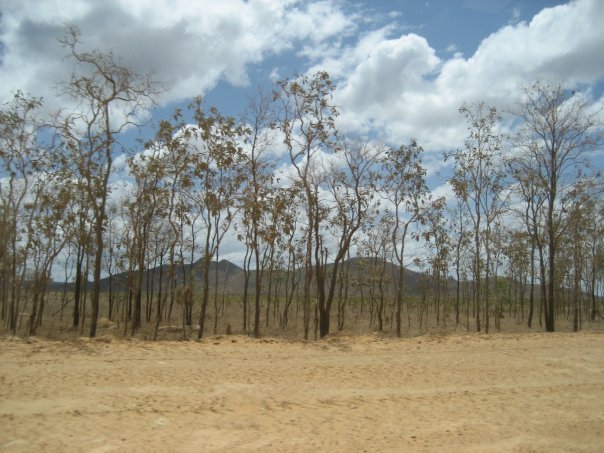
[1,27,602,339]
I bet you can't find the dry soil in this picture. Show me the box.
[1,332,603,452]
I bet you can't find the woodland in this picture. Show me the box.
[1,27,603,341]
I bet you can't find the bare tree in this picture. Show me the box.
[273,71,339,339]
[447,102,506,333]
[512,82,600,332]
[507,152,548,329]
[1,92,75,335]
[358,214,395,332]
[185,99,247,339]
[447,200,472,328]
[586,197,604,322]
[318,139,381,337]
[25,169,74,336]
[58,26,158,337]
[425,198,449,327]
[0,92,43,333]
[382,141,431,337]
[125,148,168,334]
[238,88,278,338]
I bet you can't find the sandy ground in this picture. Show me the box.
[1,333,603,453]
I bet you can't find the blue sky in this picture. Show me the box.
[3,1,603,141]
[200,1,572,114]
[2,0,603,153]
[2,0,603,269]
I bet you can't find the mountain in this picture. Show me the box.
[49,258,243,293]
[331,256,427,294]
[50,256,436,297]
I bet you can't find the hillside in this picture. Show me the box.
[50,257,435,297]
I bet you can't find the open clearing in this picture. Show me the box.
[1,332,603,452]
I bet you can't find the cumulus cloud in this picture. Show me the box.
[6,0,600,160]
[340,34,440,111]
[331,0,604,152]
[0,0,353,111]
[4,0,603,185]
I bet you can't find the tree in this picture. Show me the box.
[318,139,381,337]
[358,214,395,332]
[277,187,302,331]
[512,82,600,332]
[273,71,339,339]
[560,179,601,331]
[154,112,195,329]
[501,229,531,324]
[0,92,74,335]
[507,151,548,329]
[125,148,168,334]
[0,92,43,333]
[382,141,431,337]
[25,168,74,335]
[448,102,506,333]
[425,197,449,327]
[58,26,158,337]
[238,88,278,338]
[586,197,604,322]
[447,199,472,327]
[186,99,247,339]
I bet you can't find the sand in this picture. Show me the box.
[1,332,603,452]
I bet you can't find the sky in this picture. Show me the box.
[2,0,604,149]
[2,0,604,270]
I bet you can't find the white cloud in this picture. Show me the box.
[284,0,354,44]
[0,0,353,112]
[306,25,397,79]
[4,0,603,197]
[269,68,281,82]
[328,0,604,153]
[339,34,440,110]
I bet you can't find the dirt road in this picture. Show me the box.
[1,332,603,452]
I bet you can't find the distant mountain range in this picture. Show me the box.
[50,256,440,296]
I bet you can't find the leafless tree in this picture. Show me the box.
[512,82,600,331]
[58,26,159,337]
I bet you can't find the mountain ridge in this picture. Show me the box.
[49,256,433,296]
